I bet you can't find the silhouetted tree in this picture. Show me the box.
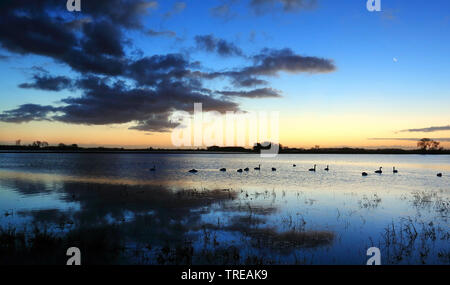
[31,141,42,148]
[15,139,21,146]
[417,138,442,151]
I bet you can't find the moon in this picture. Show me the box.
[393,57,398,63]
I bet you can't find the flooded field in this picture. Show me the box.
[0,153,448,264]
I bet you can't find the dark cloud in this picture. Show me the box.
[218,88,281,98]
[0,11,77,58]
[81,20,125,57]
[62,49,128,76]
[0,0,156,54]
[4,76,239,132]
[0,1,335,133]
[57,77,165,126]
[250,0,317,14]
[195,34,243,57]
[0,0,61,15]
[399,125,450,133]
[19,74,73,92]
[234,77,269,87]
[0,2,129,76]
[129,112,180,132]
[206,48,335,87]
[153,80,239,114]
[126,54,191,86]
[0,104,59,123]
[146,29,177,37]
[247,48,335,75]
[204,70,269,87]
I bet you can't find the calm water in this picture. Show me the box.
[0,153,449,264]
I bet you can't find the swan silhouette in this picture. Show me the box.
[362,172,368,176]
[188,169,198,173]
[272,167,276,171]
[237,169,243,173]
[324,165,329,171]
[149,165,156,171]
[375,167,382,174]
[293,164,296,167]
[220,168,226,172]
[393,167,398,174]
[309,165,316,172]
[254,164,261,170]
[244,167,249,171]
[437,173,442,177]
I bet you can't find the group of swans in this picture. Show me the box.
[149,164,443,177]
[363,166,442,177]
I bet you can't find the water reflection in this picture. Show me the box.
[0,172,337,264]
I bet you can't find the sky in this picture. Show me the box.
[0,0,449,149]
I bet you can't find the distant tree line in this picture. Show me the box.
[0,138,447,154]
[3,140,79,150]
